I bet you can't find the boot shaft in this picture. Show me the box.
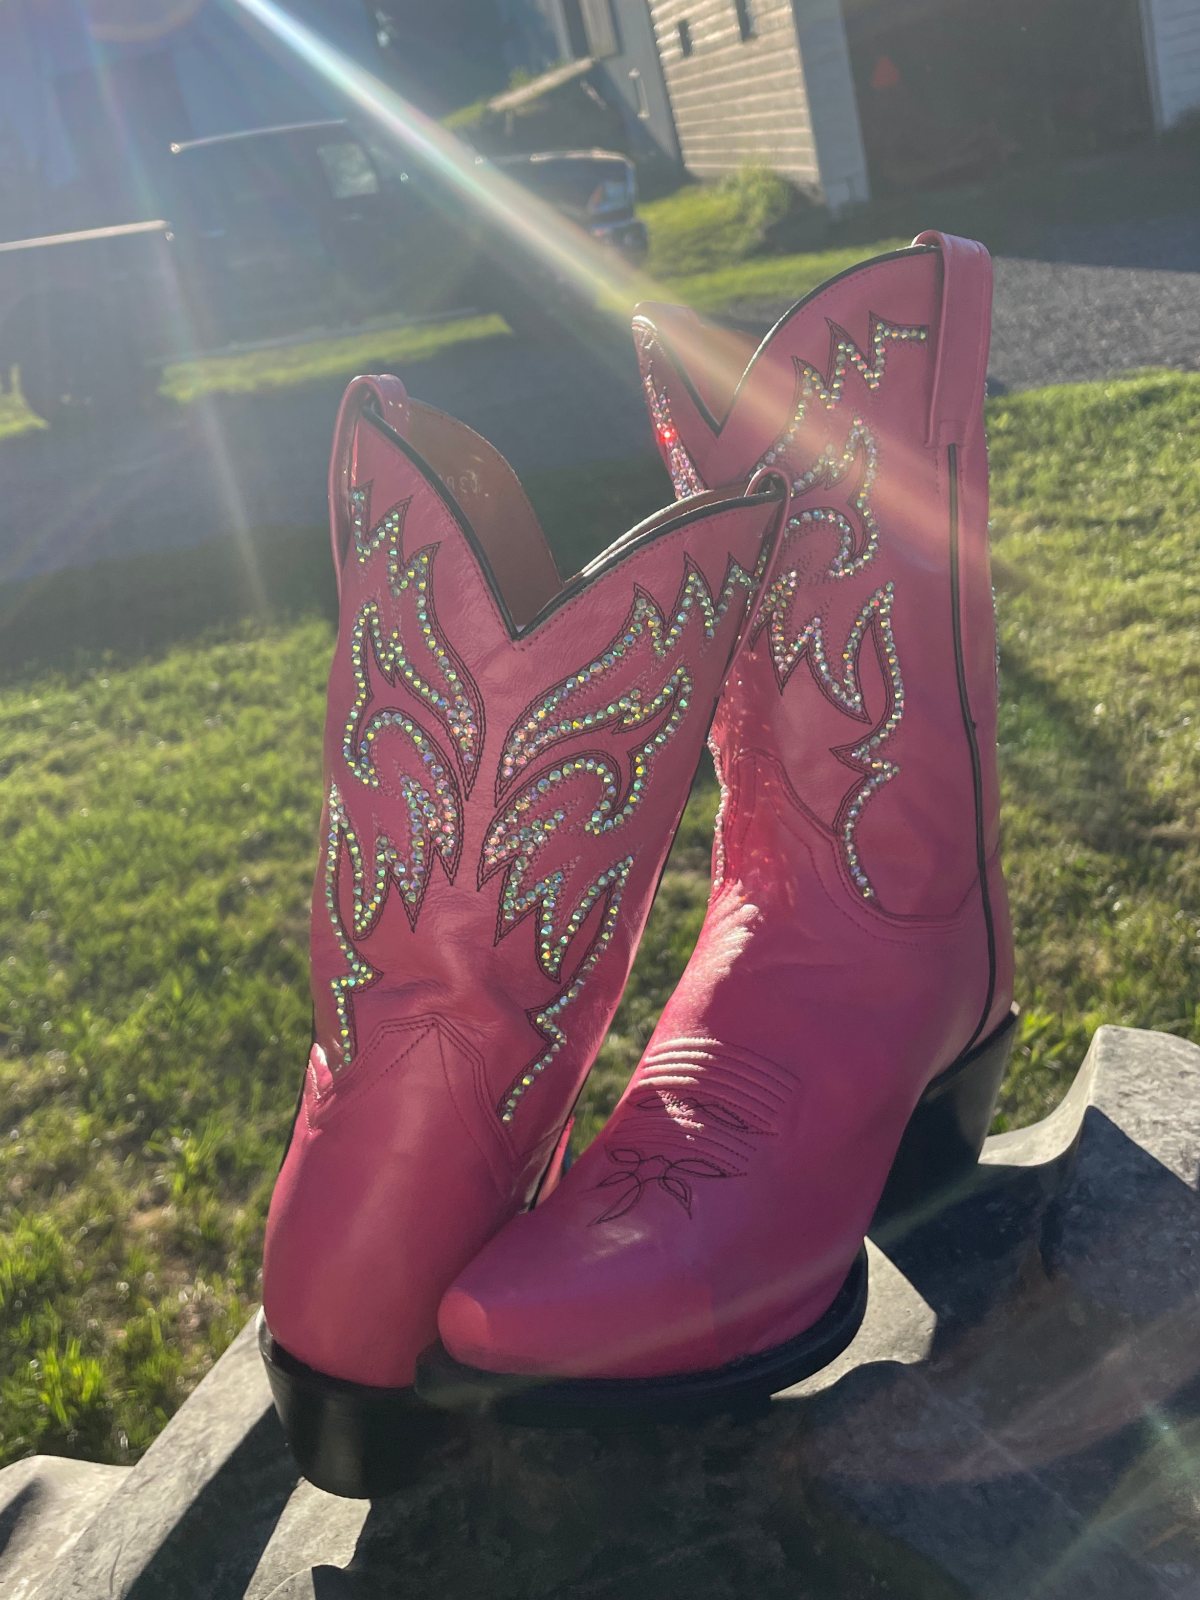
[635,237,1002,928]
[311,375,786,1155]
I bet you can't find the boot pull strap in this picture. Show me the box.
[911,232,993,449]
[328,373,410,594]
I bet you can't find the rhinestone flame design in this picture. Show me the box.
[349,485,482,777]
[641,362,704,499]
[755,580,904,899]
[323,487,477,1065]
[323,783,383,1063]
[486,558,763,1122]
[495,855,634,1123]
[349,483,408,572]
[499,556,761,790]
[758,318,927,580]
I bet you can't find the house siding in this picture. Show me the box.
[1142,0,1200,127]
[647,0,821,186]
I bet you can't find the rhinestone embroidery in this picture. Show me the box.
[499,557,760,789]
[758,318,927,580]
[487,701,682,908]
[496,856,633,1122]
[323,783,382,1065]
[345,496,481,776]
[342,692,459,878]
[349,483,408,575]
[788,424,879,578]
[709,731,730,891]
[487,556,767,1123]
[485,699,685,1125]
[325,492,474,1063]
[756,580,904,899]
[643,371,704,498]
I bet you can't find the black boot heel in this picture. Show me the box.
[873,1005,1020,1227]
[257,1312,454,1499]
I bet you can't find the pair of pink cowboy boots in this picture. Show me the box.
[259,232,1017,1497]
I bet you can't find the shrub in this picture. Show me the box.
[642,167,793,276]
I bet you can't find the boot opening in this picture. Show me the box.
[405,401,563,630]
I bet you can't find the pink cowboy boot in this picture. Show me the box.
[419,233,1017,1418]
[258,374,785,1490]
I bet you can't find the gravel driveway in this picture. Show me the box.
[728,216,1200,394]
[1,216,1197,587]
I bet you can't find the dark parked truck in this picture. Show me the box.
[0,121,648,424]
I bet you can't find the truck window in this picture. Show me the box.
[317,142,380,200]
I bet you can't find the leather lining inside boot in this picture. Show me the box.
[405,401,563,630]
[386,401,757,632]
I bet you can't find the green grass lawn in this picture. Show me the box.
[661,244,911,315]
[3,370,1200,1465]
[160,314,509,406]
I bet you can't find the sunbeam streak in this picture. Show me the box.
[221,0,647,328]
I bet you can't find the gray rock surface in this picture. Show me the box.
[30,1311,297,1598]
[731,226,1200,397]
[0,1455,126,1599]
[6,1023,1199,1598]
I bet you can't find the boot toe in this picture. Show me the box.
[437,1207,724,1380]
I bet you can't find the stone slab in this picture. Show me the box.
[40,1311,297,1598]
[0,1455,127,1600]
[12,1023,1200,1598]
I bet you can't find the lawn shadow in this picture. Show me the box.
[997,634,1176,859]
[0,522,339,684]
[0,443,671,685]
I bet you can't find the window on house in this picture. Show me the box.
[629,67,650,119]
[735,0,757,41]
[678,19,694,57]
[580,0,620,58]
[559,0,590,59]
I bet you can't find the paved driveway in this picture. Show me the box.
[1,215,1197,586]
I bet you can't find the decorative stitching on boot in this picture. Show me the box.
[588,1038,790,1222]
[496,556,762,796]
[348,486,485,784]
[592,1148,735,1223]
[749,583,904,900]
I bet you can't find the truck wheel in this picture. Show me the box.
[11,305,144,426]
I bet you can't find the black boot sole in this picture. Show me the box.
[257,1312,455,1499]
[415,1245,868,1426]
[412,1007,1020,1425]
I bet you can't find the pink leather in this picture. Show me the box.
[437,234,1016,1380]
[261,374,784,1387]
